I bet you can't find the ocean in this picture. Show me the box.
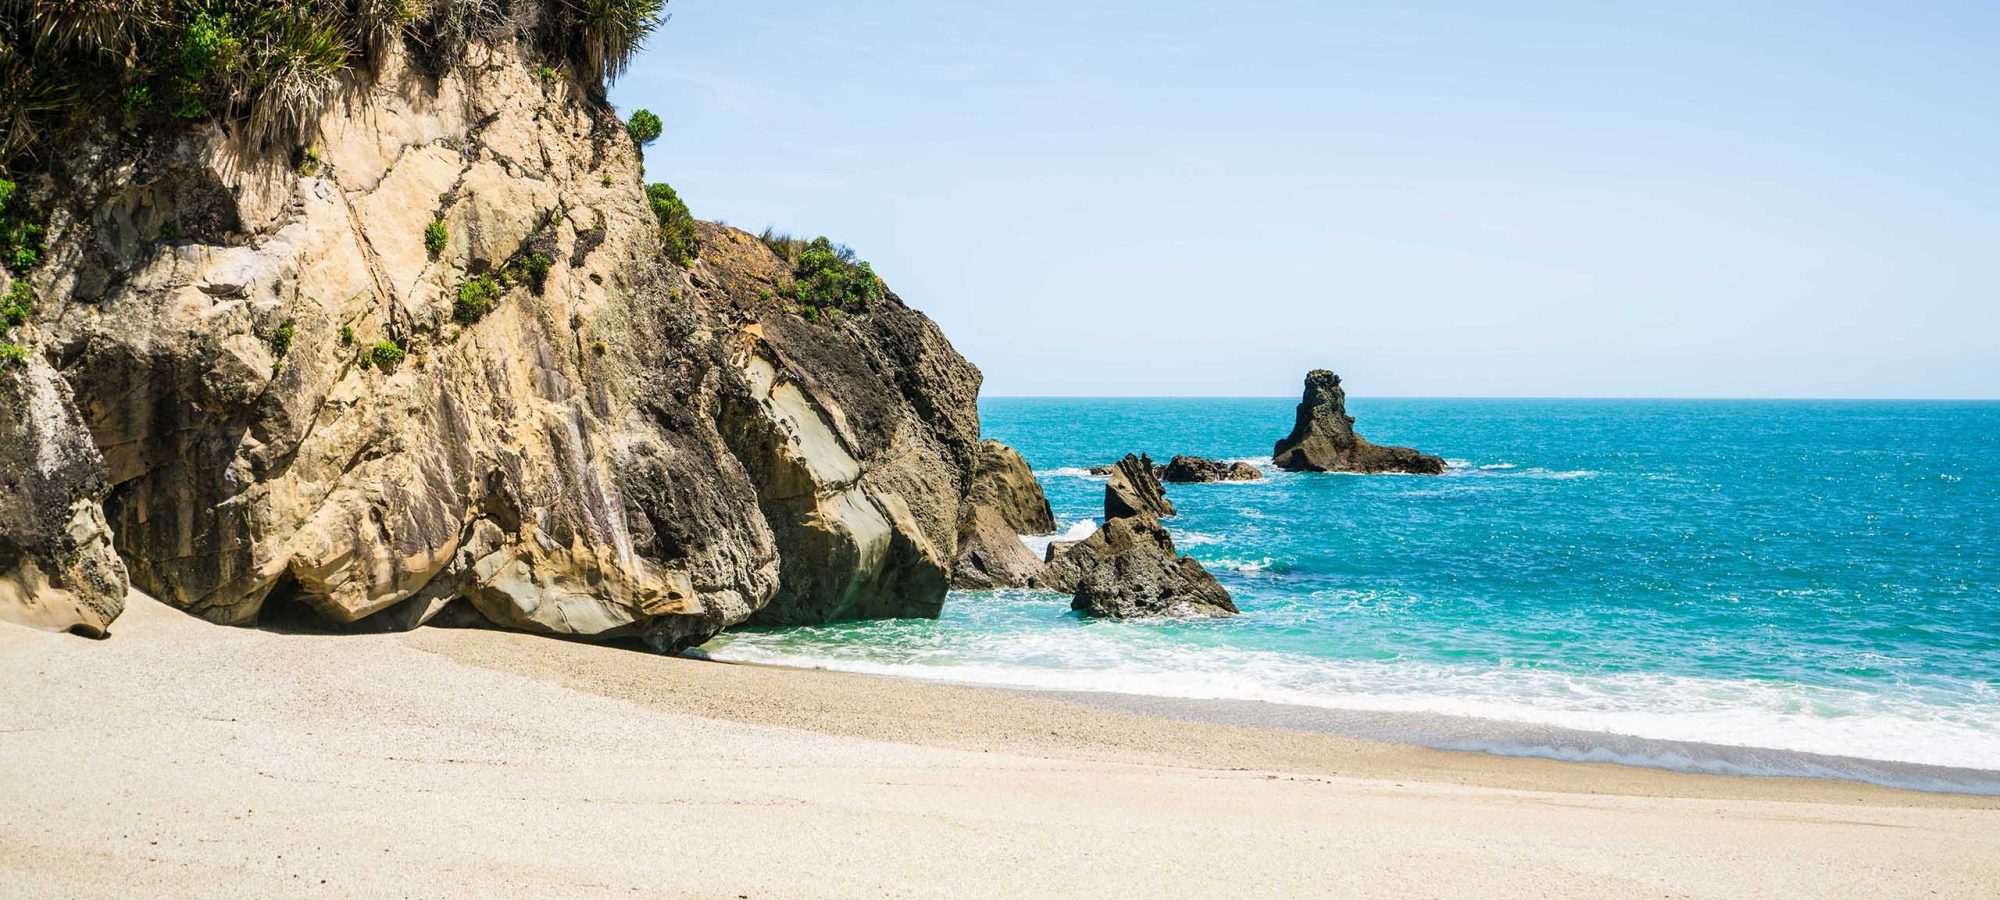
[699,398,2000,792]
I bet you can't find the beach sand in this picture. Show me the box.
[3,594,1997,898]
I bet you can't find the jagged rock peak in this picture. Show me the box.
[1036,516,1236,620]
[1271,370,1445,475]
[1104,453,1175,521]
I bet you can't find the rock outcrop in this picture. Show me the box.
[963,440,1055,536]
[951,506,1046,590]
[12,34,987,644]
[1035,515,1235,619]
[1271,370,1445,475]
[1104,453,1175,520]
[1159,455,1262,483]
[951,440,1053,589]
[1030,450,1233,619]
[0,348,129,636]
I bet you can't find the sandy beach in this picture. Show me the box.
[4,594,1997,899]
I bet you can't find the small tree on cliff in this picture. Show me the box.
[627,109,662,151]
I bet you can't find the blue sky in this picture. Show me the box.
[609,2,1999,398]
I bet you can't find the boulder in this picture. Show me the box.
[949,439,1053,589]
[1104,453,1175,520]
[1035,515,1235,619]
[1160,455,1263,483]
[951,506,1044,590]
[0,350,129,636]
[1271,370,1445,475]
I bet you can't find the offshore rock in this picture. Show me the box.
[26,37,982,644]
[1104,453,1175,520]
[0,348,129,636]
[1036,515,1235,619]
[1271,370,1445,475]
[1159,455,1262,483]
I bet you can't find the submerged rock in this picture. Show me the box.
[1036,515,1235,619]
[0,350,129,636]
[1271,370,1445,475]
[1104,453,1175,521]
[1160,455,1262,483]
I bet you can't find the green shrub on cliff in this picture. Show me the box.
[0,0,672,164]
[2,279,31,327]
[267,319,295,358]
[0,179,44,273]
[645,182,698,265]
[454,275,498,323]
[0,342,25,367]
[627,108,662,148]
[760,232,885,313]
[370,339,404,368]
[424,219,448,258]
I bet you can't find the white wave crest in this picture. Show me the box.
[1019,519,1097,557]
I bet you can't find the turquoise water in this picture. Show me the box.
[702,399,2000,779]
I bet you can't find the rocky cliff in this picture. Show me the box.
[0,25,988,646]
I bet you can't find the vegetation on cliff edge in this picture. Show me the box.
[0,0,671,165]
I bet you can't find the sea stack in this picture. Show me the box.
[1104,453,1175,520]
[1271,370,1446,475]
[1159,455,1263,483]
[1033,452,1235,619]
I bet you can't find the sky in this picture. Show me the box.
[608,1,2000,398]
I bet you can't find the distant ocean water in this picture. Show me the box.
[700,398,2000,791]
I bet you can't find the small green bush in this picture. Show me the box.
[645,182,698,265]
[339,324,355,345]
[534,64,556,82]
[370,340,405,368]
[424,219,448,258]
[0,343,25,368]
[0,181,46,275]
[268,320,295,357]
[768,235,885,312]
[2,280,33,328]
[298,147,322,176]
[627,108,662,148]
[454,275,499,324]
[521,252,553,289]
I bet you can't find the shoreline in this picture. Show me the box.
[695,653,2000,796]
[6,595,1999,897]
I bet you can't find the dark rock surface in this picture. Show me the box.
[1271,370,1446,475]
[951,505,1045,590]
[0,351,129,636]
[1160,455,1262,483]
[1104,453,1175,521]
[1035,515,1235,619]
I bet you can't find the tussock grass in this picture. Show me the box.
[0,0,670,166]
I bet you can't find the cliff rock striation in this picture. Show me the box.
[3,16,989,645]
[1272,370,1445,475]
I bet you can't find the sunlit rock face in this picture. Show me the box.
[24,38,986,645]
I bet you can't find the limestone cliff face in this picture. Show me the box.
[17,39,982,645]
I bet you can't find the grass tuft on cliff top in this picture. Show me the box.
[0,0,671,166]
